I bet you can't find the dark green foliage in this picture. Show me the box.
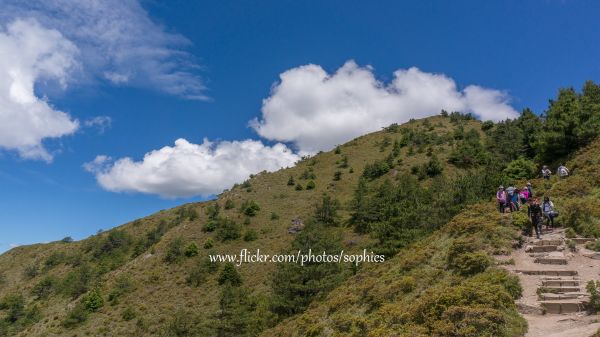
[32,276,58,300]
[270,224,347,319]
[218,263,242,286]
[481,120,494,131]
[339,155,349,168]
[184,242,199,257]
[59,263,95,299]
[286,176,295,186]
[215,285,271,337]
[313,194,340,226]
[202,220,217,233]
[299,168,316,180]
[164,238,185,263]
[243,229,258,242]
[535,81,600,162]
[448,129,490,168]
[362,159,390,180]
[306,180,316,190]
[0,294,25,323]
[503,157,537,180]
[61,236,74,243]
[82,288,104,312]
[295,183,303,191]
[206,203,221,220]
[203,238,214,249]
[412,155,444,180]
[240,200,260,216]
[177,206,199,222]
[224,199,235,210]
[485,119,526,163]
[333,171,342,181]
[44,251,66,270]
[587,280,600,313]
[217,219,242,242]
[334,146,341,154]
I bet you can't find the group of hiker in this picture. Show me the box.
[495,164,569,239]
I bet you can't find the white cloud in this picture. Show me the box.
[251,61,518,154]
[84,116,112,134]
[85,139,300,198]
[2,0,205,99]
[0,19,79,161]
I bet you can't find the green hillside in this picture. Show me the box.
[1,81,600,337]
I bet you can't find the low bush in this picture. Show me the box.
[218,263,242,286]
[184,242,199,257]
[243,230,258,242]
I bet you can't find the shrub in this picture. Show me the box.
[334,146,341,154]
[184,242,199,257]
[203,238,214,249]
[0,293,25,323]
[83,288,104,312]
[187,263,208,287]
[44,251,66,270]
[61,236,74,243]
[587,280,600,313]
[503,157,537,180]
[164,238,185,263]
[451,251,491,276]
[243,229,258,242]
[287,176,295,186]
[202,220,217,233]
[205,203,220,220]
[362,160,390,180]
[270,212,280,220]
[32,276,58,300]
[565,227,577,238]
[240,200,261,216]
[224,199,235,210]
[216,219,242,242]
[218,262,242,286]
[295,183,303,191]
[333,171,342,181]
[306,180,316,190]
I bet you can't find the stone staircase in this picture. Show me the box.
[512,232,598,315]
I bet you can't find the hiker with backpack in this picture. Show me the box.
[557,164,570,178]
[541,166,552,180]
[510,187,520,212]
[526,182,533,200]
[496,186,507,213]
[528,197,544,239]
[542,196,558,228]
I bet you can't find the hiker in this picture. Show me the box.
[526,182,533,200]
[519,186,530,204]
[541,166,552,180]
[542,196,558,228]
[528,197,544,239]
[510,187,520,212]
[496,186,507,213]
[557,164,570,178]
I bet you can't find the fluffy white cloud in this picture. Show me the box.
[0,19,79,161]
[85,139,300,198]
[251,61,518,154]
[2,0,205,99]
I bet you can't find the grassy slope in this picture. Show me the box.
[263,135,600,337]
[0,116,486,336]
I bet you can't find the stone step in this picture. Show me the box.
[538,292,588,300]
[541,280,580,287]
[540,286,581,293]
[541,276,579,280]
[540,300,587,314]
[572,238,596,244]
[534,257,568,265]
[533,239,563,246]
[526,245,559,253]
[516,270,578,276]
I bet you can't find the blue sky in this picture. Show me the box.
[1,0,599,252]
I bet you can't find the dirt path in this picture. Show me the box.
[502,227,600,336]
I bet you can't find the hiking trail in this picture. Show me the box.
[503,226,600,336]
